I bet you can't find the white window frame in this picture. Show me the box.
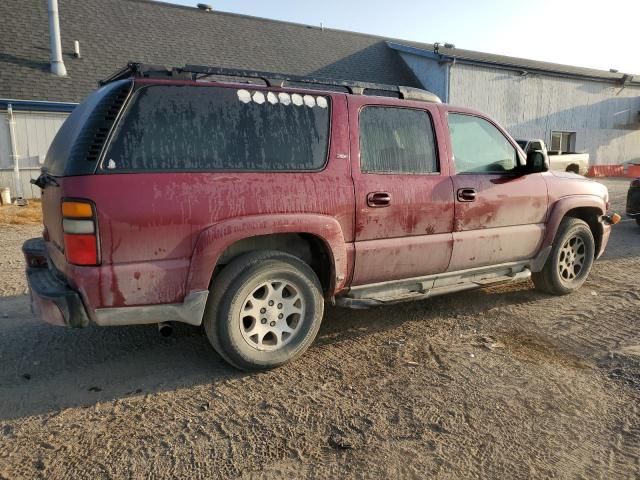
[550,131,576,154]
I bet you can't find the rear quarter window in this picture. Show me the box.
[44,79,132,176]
[102,85,331,172]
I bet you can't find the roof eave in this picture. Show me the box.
[387,42,640,86]
[0,98,78,112]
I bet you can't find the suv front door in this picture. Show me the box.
[445,111,548,271]
[349,97,454,285]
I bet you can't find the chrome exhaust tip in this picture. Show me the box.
[158,322,173,337]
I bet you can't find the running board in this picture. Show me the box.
[335,263,532,309]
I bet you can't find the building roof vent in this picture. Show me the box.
[47,0,67,76]
[197,3,213,11]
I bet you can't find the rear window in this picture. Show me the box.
[102,85,331,172]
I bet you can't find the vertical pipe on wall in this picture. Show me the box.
[48,0,67,76]
[7,104,24,200]
[443,58,455,103]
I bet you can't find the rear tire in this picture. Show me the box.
[203,251,324,370]
[532,218,595,295]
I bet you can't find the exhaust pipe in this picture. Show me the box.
[158,322,173,337]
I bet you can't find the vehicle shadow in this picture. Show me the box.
[0,282,547,422]
[600,218,640,261]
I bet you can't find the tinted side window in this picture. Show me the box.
[359,107,438,174]
[448,114,518,174]
[103,85,330,171]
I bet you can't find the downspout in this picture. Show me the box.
[443,58,456,103]
[7,104,24,201]
[48,0,67,76]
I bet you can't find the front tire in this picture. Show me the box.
[532,218,595,295]
[566,164,580,174]
[203,251,324,371]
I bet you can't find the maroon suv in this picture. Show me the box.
[24,64,616,370]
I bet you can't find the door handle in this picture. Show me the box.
[367,191,391,208]
[457,188,477,202]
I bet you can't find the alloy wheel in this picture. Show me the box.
[558,235,586,282]
[239,279,305,351]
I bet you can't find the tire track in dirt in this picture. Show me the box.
[1,180,639,479]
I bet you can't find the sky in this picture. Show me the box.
[162,0,640,74]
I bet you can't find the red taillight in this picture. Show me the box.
[63,234,99,266]
[61,200,99,266]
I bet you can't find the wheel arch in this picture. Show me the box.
[542,196,606,255]
[563,207,603,256]
[565,163,580,174]
[186,214,350,297]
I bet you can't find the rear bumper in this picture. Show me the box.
[23,238,90,328]
[23,237,208,328]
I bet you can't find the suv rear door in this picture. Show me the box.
[444,111,548,270]
[348,97,454,285]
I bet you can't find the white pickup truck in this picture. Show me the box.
[516,139,589,175]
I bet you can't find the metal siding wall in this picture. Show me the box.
[13,111,68,167]
[448,63,640,165]
[0,115,11,169]
[0,111,68,199]
[398,52,448,101]
[0,168,42,199]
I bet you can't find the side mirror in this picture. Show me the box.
[526,150,549,173]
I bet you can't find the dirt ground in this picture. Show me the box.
[0,178,638,479]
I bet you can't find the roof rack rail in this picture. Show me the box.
[100,63,442,104]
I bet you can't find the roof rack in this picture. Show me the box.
[100,63,442,104]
